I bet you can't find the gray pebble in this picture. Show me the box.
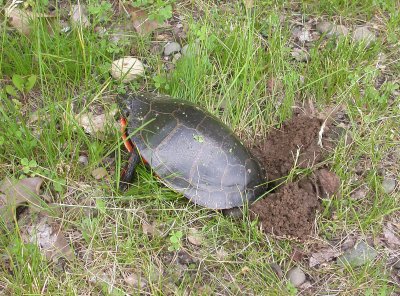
[78,155,88,166]
[338,241,377,267]
[164,42,181,56]
[330,25,349,37]
[317,22,348,37]
[352,27,376,47]
[316,21,333,34]
[382,177,396,194]
[287,266,306,287]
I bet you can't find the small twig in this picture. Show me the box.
[318,120,327,148]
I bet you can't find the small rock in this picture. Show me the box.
[181,44,189,56]
[330,25,349,37]
[164,42,181,56]
[187,228,202,246]
[382,177,396,194]
[338,241,377,267]
[110,57,144,83]
[317,22,348,37]
[91,167,108,180]
[172,53,182,64]
[350,185,368,200]
[291,48,310,62]
[316,21,333,34]
[352,27,376,47]
[287,266,306,287]
[124,273,147,289]
[78,155,88,166]
[315,169,340,198]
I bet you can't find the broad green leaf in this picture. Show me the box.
[12,74,25,92]
[29,159,37,167]
[25,75,37,92]
[21,158,29,166]
[5,85,18,97]
[53,178,66,192]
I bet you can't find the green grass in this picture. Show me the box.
[1,0,399,294]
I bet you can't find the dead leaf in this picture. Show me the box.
[0,177,44,222]
[142,221,159,236]
[21,211,75,261]
[309,247,341,267]
[6,7,54,36]
[75,108,117,135]
[187,228,202,246]
[91,167,108,180]
[383,222,400,248]
[241,266,250,274]
[127,6,162,35]
[70,4,90,28]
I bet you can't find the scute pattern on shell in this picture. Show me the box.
[121,93,265,209]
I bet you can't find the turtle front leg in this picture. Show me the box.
[119,150,140,191]
[119,116,139,191]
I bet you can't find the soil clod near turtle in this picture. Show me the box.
[251,115,335,181]
[249,115,341,239]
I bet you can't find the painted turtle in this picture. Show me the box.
[119,93,266,209]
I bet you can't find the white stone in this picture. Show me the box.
[110,57,144,83]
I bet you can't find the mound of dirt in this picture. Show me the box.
[251,115,335,181]
[250,169,340,239]
[249,115,341,240]
[250,181,319,238]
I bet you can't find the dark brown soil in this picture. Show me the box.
[249,115,341,240]
[250,169,340,239]
[251,115,335,181]
[250,180,320,238]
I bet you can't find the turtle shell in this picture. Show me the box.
[122,93,266,209]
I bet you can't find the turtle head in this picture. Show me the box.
[117,92,154,127]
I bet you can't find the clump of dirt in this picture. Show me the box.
[250,169,340,239]
[251,115,335,181]
[249,115,341,240]
[250,180,320,238]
